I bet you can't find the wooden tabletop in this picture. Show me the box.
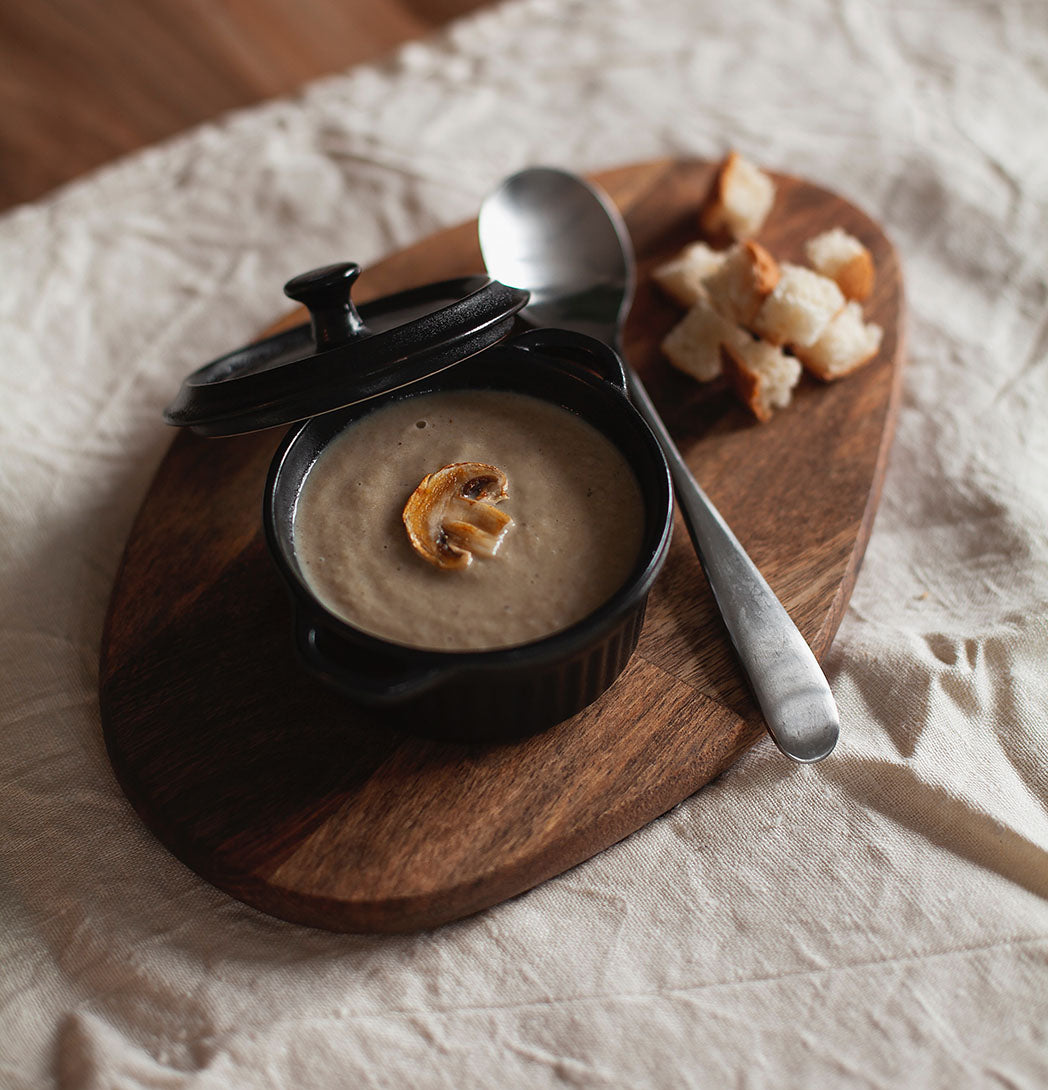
[0,0,493,213]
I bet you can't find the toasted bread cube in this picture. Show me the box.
[701,151,776,240]
[703,241,780,326]
[752,263,845,347]
[661,297,752,382]
[805,227,875,302]
[721,340,802,422]
[794,301,883,381]
[653,242,726,307]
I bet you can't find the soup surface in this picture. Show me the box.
[293,388,645,651]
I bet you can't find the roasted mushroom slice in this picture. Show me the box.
[403,462,514,571]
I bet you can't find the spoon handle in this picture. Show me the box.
[623,365,840,763]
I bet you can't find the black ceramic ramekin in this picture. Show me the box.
[264,328,673,742]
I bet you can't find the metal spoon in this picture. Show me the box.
[479,167,839,762]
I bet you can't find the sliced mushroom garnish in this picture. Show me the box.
[403,462,514,571]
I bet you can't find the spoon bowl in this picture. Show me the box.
[479,166,840,763]
[478,167,633,339]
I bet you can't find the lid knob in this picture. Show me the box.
[283,262,368,349]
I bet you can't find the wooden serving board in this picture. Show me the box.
[100,159,904,932]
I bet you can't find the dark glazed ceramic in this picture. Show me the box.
[264,328,673,742]
[165,263,530,436]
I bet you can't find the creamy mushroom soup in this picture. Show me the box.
[293,389,645,652]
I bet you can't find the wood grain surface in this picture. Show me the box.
[99,158,905,932]
[0,0,491,211]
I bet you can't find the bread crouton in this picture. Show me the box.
[794,301,883,380]
[721,340,803,422]
[805,227,875,302]
[661,297,752,382]
[700,151,776,240]
[703,241,780,326]
[653,241,726,307]
[752,263,845,347]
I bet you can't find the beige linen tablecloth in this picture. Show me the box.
[2,0,1047,1085]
